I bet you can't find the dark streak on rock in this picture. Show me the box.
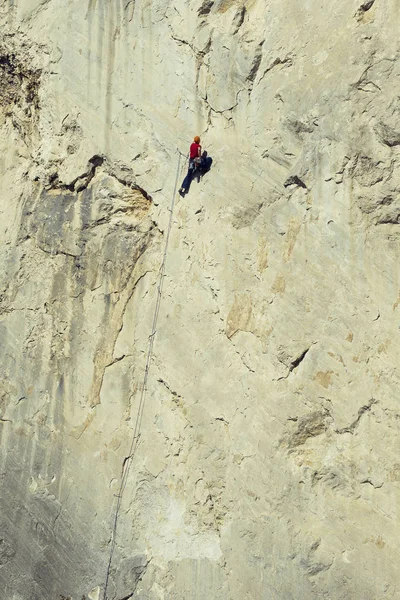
[157,378,181,400]
[232,6,246,34]
[247,41,264,85]
[289,347,310,372]
[0,50,41,111]
[198,0,214,17]
[360,0,375,12]
[360,478,384,488]
[284,175,307,189]
[74,155,104,193]
[336,398,378,434]
[286,411,330,448]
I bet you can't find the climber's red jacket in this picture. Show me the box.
[190,142,201,159]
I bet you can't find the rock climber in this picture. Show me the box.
[179,135,202,196]
[190,135,202,167]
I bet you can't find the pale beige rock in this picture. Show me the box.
[0,1,400,599]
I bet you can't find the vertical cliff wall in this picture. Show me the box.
[1,1,400,599]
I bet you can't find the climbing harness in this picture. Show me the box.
[102,150,183,600]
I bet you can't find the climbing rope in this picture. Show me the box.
[102,150,183,600]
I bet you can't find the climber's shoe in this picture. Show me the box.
[179,188,185,197]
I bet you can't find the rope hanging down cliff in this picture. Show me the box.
[103,150,183,600]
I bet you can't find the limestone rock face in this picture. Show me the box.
[1,1,400,599]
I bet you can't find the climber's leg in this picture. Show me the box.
[179,161,195,195]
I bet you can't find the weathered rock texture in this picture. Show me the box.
[1,1,400,598]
